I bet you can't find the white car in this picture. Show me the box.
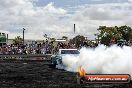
[51,49,80,67]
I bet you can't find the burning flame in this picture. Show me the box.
[79,66,86,76]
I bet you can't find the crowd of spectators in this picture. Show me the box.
[0,41,76,55]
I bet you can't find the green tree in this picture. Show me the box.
[96,25,132,46]
[69,35,85,47]
[50,38,56,42]
[97,26,121,45]
[13,36,23,45]
[118,25,132,42]
[62,36,68,40]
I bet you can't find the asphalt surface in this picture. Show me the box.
[0,60,131,88]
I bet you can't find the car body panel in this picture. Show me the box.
[51,49,79,67]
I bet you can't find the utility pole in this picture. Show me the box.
[74,24,75,34]
[23,28,26,45]
[74,24,77,47]
[6,34,8,44]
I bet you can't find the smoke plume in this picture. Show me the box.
[58,45,132,76]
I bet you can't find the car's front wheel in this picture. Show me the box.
[52,58,62,68]
[56,59,62,65]
[52,59,57,68]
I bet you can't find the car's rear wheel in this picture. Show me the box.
[52,58,62,68]
[57,59,62,64]
[52,60,57,68]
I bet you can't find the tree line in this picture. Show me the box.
[96,25,132,46]
[12,25,132,47]
[70,25,132,47]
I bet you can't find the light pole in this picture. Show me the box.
[6,34,8,44]
[23,28,26,45]
[74,24,77,47]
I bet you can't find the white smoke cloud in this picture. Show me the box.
[60,45,132,76]
[128,0,132,2]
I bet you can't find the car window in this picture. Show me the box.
[61,50,80,54]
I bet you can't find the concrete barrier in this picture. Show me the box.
[0,54,52,60]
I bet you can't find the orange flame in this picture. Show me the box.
[79,66,86,76]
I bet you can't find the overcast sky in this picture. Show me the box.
[0,0,132,40]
